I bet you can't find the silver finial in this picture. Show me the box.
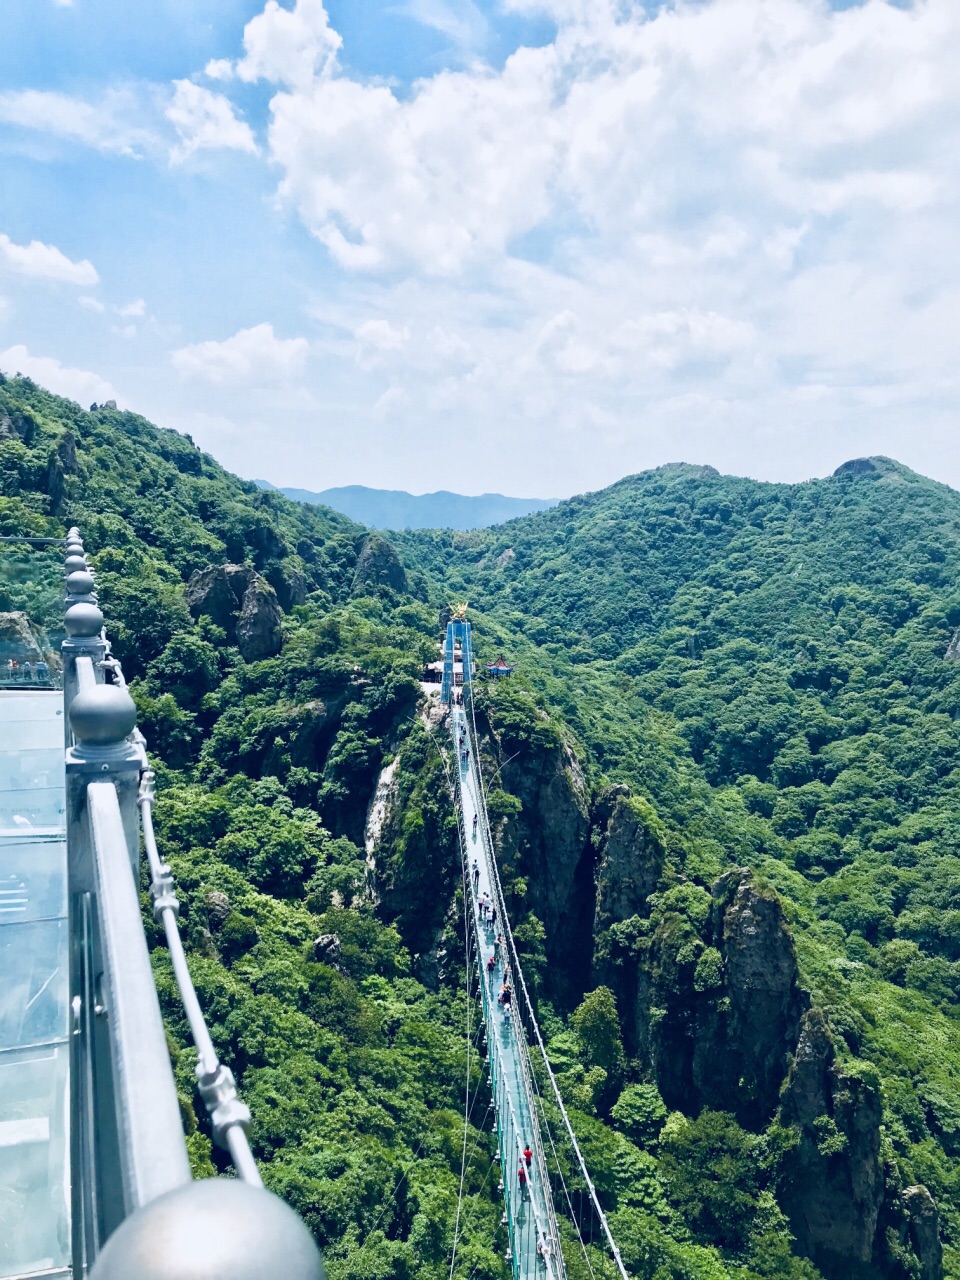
[64,602,105,637]
[88,1179,325,1280]
[70,683,137,745]
[66,569,96,596]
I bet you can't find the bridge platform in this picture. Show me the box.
[452,705,560,1280]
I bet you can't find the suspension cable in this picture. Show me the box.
[462,682,630,1280]
[139,770,261,1186]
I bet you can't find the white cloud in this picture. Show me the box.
[0,233,99,285]
[166,80,258,163]
[78,295,105,313]
[235,0,342,89]
[204,58,234,81]
[171,323,308,384]
[253,0,960,280]
[355,318,410,353]
[118,298,146,317]
[0,88,152,155]
[400,0,490,53]
[0,297,11,324]
[0,345,117,405]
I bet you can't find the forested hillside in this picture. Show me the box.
[3,372,960,1280]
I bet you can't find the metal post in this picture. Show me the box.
[441,620,455,705]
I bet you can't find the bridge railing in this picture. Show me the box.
[58,528,323,1280]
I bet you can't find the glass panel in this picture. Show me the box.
[0,1043,71,1278]
[0,919,69,1051]
[0,699,64,725]
[0,836,68,924]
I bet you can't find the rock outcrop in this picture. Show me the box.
[352,535,406,595]
[185,564,282,660]
[236,578,283,661]
[778,1009,887,1276]
[497,725,592,996]
[902,1186,943,1280]
[945,628,960,661]
[592,786,666,930]
[0,611,54,666]
[646,868,807,1127]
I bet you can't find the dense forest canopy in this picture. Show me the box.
[3,372,960,1280]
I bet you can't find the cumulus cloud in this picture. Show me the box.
[0,345,118,405]
[171,323,308,383]
[235,0,342,89]
[255,0,960,276]
[166,81,258,163]
[0,88,153,155]
[118,298,146,317]
[0,233,99,285]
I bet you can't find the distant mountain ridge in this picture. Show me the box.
[255,481,559,530]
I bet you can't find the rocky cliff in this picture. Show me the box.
[185,563,282,660]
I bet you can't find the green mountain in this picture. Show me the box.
[257,480,560,530]
[3,374,960,1280]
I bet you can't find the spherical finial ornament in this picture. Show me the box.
[64,602,104,637]
[66,569,96,596]
[65,538,84,553]
[67,526,81,538]
[70,684,137,745]
[65,554,88,574]
[88,1180,325,1280]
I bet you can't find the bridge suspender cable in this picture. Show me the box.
[459,648,631,1280]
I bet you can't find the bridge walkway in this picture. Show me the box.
[451,704,562,1280]
[0,688,70,1280]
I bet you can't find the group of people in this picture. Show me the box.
[4,658,50,682]
[477,890,497,931]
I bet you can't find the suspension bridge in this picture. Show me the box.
[0,534,629,1280]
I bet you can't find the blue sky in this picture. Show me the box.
[1,0,957,497]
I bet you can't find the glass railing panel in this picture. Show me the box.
[0,684,70,1278]
[0,918,69,1051]
[0,835,67,923]
[0,1042,71,1279]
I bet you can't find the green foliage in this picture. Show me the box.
[660,1110,761,1251]
[571,986,624,1077]
[611,1083,668,1147]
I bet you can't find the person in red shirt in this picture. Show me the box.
[518,1164,528,1197]
[523,1143,533,1168]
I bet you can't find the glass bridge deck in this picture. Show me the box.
[0,689,70,1280]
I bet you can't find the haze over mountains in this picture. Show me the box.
[255,481,559,530]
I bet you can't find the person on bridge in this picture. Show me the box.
[472,812,478,838]
[499,982,512,1022]
[36,659,49,682]
[472,859,480,891]
[490,904,497,930]
[494,933,504,960]
[523,1142,533,1169]
[517,1164,528,1198]
[487,953,496,981]
[22,660,32,681]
